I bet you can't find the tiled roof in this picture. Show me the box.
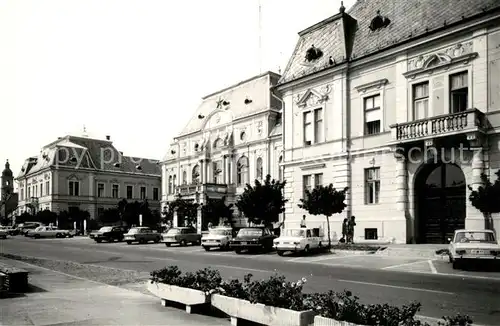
[179,71,280,136]
[16,136,161,178]
[279,0,500,85]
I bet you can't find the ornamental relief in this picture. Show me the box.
[407,41,474,71]
[294,84,332,108]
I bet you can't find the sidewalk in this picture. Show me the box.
[0,258,230,326]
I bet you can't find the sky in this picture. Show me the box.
[0,0,355,184]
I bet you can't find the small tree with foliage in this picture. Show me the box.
[98,208,121,225]
[166,194,199,226]
[468,170,500,230]
[202,196,234,229]
[235,175,287,227]
[298,184,348,248]
[35,210,58,225]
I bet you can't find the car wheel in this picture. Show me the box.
[56,233,62,238]
[0,235,6,239]
[165,243,171,247]
[303,245,310,255]
[34,234,40,239]
[277,250,284,256]
[126,241,132,245]
[180,240,187,247]
[154,237,160,243]
[195,240,201,246]
[203,246,210,251]
[96,239,102,243]
[139,238,146,244]
[235,249,242,254]
[452,260,461,270]
[448,254,454,264]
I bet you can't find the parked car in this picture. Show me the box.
[90,226,127,243]
[27,226,73,239]
[161,226,201,247]
[6,226,20,236]
[124,227,161,244]
[273,227,325,256]
[229,227,276,254]
[0,227,8,239]
[448,229,500,269]
[201,227,234,251]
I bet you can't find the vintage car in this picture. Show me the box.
[27,226,73,239]
[161,226,201,247]
[20,222,43,236]
[273,227,325,256]
[448,229,500,269]
[229,227,276,254]
[124,227,161,244]
[201,227,234,251]
[90,226,127,243]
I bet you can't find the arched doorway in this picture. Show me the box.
[415,163,466,244]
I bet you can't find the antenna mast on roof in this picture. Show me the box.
[258,0,262,74]
[82,125,88,137]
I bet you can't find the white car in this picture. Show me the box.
[273,228,325,256]
[448,229,500,269]
[28,226,73,239]
[201,227,234,251]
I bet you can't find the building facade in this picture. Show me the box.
[16,135,161,219]
[1,160,18,220]
[275,0,500,243]
[161,71,283,226]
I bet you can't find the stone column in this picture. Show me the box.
[395,154,408,212]
[227,155,233,184]
[173,207,179,228]
[205,159,211,184]
[222,155,227,184]
[199,160,204,184]
[465,133,487,230]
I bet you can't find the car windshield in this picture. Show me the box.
[286,229,305,237]
[128,228,141,234]
[238,229,262,236]
[35,226,44,231]
[209,229,231,236]
[455,231,496,243]
[99,227,113,232]
[167,229,180,235]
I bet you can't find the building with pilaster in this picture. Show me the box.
[161,71,283,227]
[275,0,500,243]
[15,134,161,221]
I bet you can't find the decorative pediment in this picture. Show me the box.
[405,41,477,79]
[109,178,119,184]
[295,87,330,108]
[66,173,82,181]
[355,78,388,93]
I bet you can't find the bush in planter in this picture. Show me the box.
[438,314,473,326]
[150,266,222,293]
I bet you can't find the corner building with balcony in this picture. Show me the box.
[161,72,283,226]
[275,0,500,243]
[15,135,162,221]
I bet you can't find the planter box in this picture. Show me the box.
[211,294,316,326]
[146,281,209,313]
[314,315,366,326]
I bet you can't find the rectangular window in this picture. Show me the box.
[97,207,104,217]
[140,186,146,200]
[39,183,43,197]
[314,173,323,188]
[34,185,38,198]
[413,82,429,120]
[364,94,381,135]
[314,108,323,143]
[69,181,79,196]
[213,161,222,184]
[20,188,24,201]
[45,181,50,196]
[365,168,380,204]
[450,71,468,113]
[153,187,159,201]
[97,183,105,198]
[126,185,133,199]
[303,175,312,197]
[27,186,31,199]
[365,228,378,240]
[112,184,119,198]
[303,111,313,146]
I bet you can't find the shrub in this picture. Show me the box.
[150,266,221,293]
[438,314,473,326]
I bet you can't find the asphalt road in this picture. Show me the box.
[1,237,500,325]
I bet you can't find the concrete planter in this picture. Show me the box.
[211,293,316,326]
[146,281,209,313]
[314,316,366,326]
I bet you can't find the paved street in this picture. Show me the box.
[1,236,500,325]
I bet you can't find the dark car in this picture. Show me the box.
[90,226,127,243]
[229,227,276,254]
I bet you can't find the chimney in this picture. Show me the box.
[106,135,110,140]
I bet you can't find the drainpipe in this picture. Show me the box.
[270,90,285,229]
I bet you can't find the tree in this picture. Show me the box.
[15,212,32,224]
[35,210,58,225]
[298,184,348,248]
[468,170,500,230]
[235,174,287,227]
[98,208,120,225]
[166,194,199,226]
[202,196,234,229]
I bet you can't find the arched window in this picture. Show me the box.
[192,165,200,184]
[168,176,173,194]
[278,156,283,181]
[172,175,177,193]
[256,157,263,180]
[237,156,249,186]
[213,138,223,150]
[182,171,187,185]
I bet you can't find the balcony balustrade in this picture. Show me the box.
[176,183,228,196]
[390,108,487,143]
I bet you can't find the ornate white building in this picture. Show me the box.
[161,71,283,226]
[275,0,500,243]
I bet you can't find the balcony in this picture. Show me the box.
[176,183,229,197]
[390,109,487,143]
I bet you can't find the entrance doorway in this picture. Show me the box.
[415,163,466,244]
